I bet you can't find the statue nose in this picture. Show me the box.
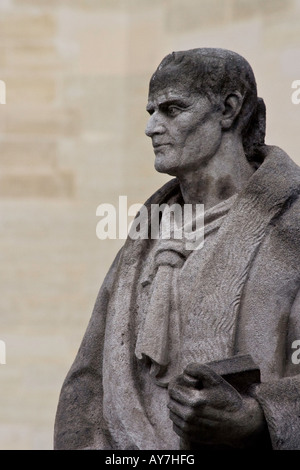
[145,113,165,137]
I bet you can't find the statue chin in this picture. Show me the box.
[154,156,177,176]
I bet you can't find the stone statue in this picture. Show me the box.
[54,48,300,450]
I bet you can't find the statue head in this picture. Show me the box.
[148,48,266,164]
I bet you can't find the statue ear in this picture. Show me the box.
[221,92,243,130]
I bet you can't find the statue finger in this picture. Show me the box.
[184,363,225,388]
[168,381,207,407]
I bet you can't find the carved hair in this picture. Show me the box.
[149,48,266,163]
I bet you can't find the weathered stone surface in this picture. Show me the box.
[4,76,57,105]
[5,107,81,136]
[55,48,300,450]
[0,170,74,198]
[0,140,57,170]
[0,13,56,38]
[1,0,300,452]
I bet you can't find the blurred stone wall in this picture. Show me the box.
[0,0,300,449]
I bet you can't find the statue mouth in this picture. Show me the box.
[153,143,171,149]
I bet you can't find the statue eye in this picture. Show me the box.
[166,105,181,117]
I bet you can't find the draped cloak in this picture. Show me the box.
[54,146,300,450]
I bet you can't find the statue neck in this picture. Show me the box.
[178,134,256,209]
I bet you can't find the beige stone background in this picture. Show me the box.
[0,0,300,450]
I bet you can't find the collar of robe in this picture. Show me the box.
[135,195,238,386]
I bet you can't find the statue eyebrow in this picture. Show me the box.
[146,98,190,114]
[160,99,189,108]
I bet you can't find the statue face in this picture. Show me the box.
[145,85,223,176]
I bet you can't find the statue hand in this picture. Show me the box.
[168,363,266,448]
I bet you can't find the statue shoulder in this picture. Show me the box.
[143,178,180,207]
[274,190,300,249]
